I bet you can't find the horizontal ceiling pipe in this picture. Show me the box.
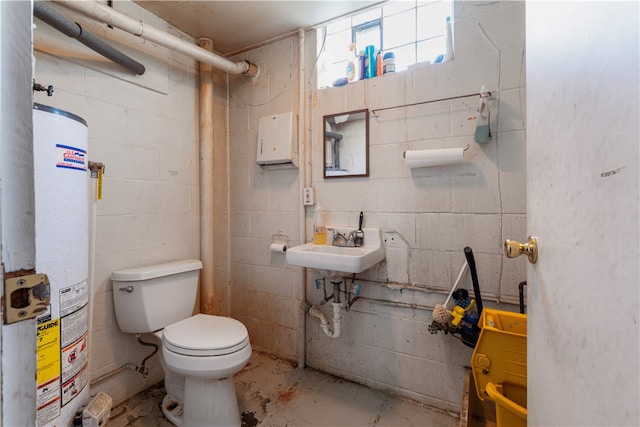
[54,0,259,77]
[34,1,146,75]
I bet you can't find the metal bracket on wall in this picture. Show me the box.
[3,272,51,324]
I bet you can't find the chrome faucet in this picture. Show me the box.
[349,229,364,247]
[329,229,349,247]
[329,227,364,248]
[329,212,366,248]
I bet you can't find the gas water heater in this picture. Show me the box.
[33,103,90,426]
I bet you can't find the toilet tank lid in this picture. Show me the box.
[111,259,203,281]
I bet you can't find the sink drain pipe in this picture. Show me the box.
[307,302,342,339]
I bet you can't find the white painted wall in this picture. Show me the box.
[229,1,526,410]
[229,38,308,360]
[228,36,304,360]
[32,1,212,406]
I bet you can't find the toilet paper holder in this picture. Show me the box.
[271,232,289,253]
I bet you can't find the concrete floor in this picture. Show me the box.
[109,351,460,427]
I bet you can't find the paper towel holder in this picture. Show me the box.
[257,112,298,168]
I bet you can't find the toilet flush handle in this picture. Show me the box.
[119,286,134,293]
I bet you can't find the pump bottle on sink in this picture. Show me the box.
[313,204,326,245]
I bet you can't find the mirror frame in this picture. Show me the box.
[323,109,369,179]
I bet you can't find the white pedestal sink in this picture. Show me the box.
[286,227,385,280]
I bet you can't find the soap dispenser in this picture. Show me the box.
[313,204,327,245]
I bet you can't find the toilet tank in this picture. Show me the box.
[111,259,203,333]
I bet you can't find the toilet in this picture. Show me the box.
[111,259,251,427]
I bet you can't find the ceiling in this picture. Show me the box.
[133,1,383,56]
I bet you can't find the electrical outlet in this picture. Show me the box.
[303,188,314,205]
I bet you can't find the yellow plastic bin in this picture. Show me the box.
[471,308,527,427]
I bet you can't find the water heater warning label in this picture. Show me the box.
[55,144,87,171]
[60,280,89,317]
[62,365,87,406]
[37,319,61,426]
[62,333,88,384]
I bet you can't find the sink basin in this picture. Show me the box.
[286,227,385,279]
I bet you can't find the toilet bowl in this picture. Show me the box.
[155,315,251,426]
[111,259,252,427]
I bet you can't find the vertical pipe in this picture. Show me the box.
[297,28,307,368]
[86,164,98,387]
[199,38,215,314]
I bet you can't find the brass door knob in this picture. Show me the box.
[504,236,538,264]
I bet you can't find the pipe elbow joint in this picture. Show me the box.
[309,306,325,322]
[303,302,313,313]
[242,60,260,78]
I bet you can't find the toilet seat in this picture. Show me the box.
[162,314,249,357]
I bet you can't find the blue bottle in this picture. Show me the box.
[364,45,376,79]
[358,51,366,80]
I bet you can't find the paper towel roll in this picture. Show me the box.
[403,148,465,168]
[270,242,287,253]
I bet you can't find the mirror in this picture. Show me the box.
[323,109,369,178]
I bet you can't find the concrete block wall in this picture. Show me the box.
[33,2,207,406]
[229,0,526,412]
[228,37,303,360]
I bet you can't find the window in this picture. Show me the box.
[316,0,453,88]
